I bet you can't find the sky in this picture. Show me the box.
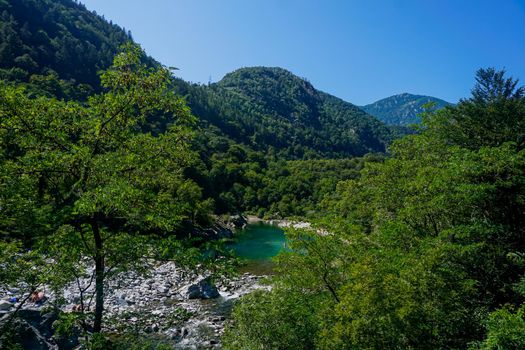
[80,0,525,105]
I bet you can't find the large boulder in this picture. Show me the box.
[0,300,13,311]
[185,277,220,299]
[227,215,248,230]
[0,310,58,350]
[0,310,79,350]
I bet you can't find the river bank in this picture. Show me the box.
[0,261,269,349]
[245,215,310,228]
[0,218,297,349]
[245,215,329,235]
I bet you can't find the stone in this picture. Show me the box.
[0,300,13,311]
[185,277,220,299]
[157,285,170,294]
[0,309,69,350]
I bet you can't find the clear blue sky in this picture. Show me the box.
[80,0,525,105]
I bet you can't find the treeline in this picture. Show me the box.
[189,139,380,216]
[223,68,525,349]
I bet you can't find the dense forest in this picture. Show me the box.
[223,69,525,349]
[1,0,524,349]
[0,0,136,99]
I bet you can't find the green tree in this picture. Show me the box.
[0,44,201,333]
[223,68,525,349]
[424,67,525,150]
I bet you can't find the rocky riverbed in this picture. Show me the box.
[0,261,269,349]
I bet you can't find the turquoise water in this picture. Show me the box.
[229,223,286,274]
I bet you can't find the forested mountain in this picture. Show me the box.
[0,0,399,217]
[362,92,452,125]
[0,0,394,160]
[174,67,393,159]
[0,0,143,99]
[0,0,398,217]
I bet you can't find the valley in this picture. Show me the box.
[1,1,524,349]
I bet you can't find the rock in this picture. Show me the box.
[151,309,163,316]
[3,318,56,350]
[0,300,13,311]
[227,215,248,229]
[0,309,71,350]
[185,277,220,299]
[157,285,169,294]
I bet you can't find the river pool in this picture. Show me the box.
[229,222,286,274]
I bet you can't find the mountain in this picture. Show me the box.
[174,67,393,159]
[0,0,403,216]
[0,0,395,160]
[0,0,141,99]
[361,93,452,126]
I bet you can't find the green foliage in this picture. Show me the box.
[224,69,525,349]
[0,44,210,335]
[472,306,525,350]
[423,68,525,150]
[200,144,369,216]
[223,289,320,350]
[0,0,140,97]
[92,333,174,350]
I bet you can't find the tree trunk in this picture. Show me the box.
[92,218,104,333]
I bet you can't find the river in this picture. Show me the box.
[229,222,286,275]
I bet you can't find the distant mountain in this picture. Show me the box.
[361,93,452,126]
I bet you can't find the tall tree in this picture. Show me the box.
[0,44,201,333]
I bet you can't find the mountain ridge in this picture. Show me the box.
[174,65,394,158]
[361,92,452,125]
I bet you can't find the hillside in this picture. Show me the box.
[0,0,140,99]
[361,92,452,125]
[0,0,398,217]
[173,67,393,159]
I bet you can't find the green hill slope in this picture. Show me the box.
[0,0,401,216]
[174,67,393,159]
[0,0,137,98]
